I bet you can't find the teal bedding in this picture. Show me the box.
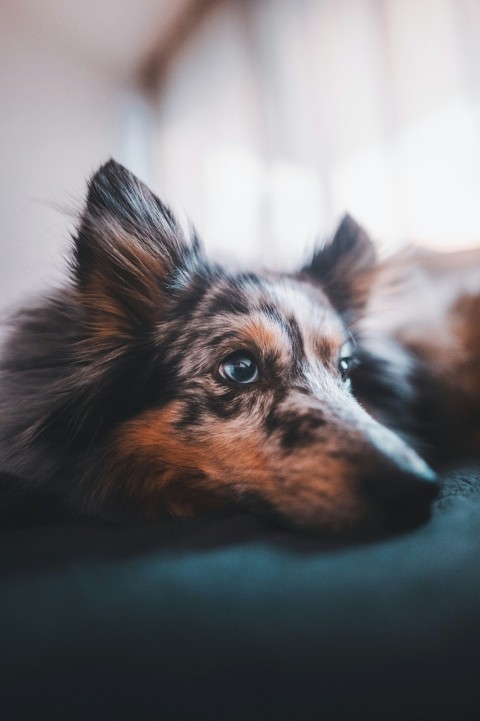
[1,467,480,720]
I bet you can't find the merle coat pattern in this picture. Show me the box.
[2,160,475,534]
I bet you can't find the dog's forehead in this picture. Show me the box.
[263,276,334,325]
[191,272,346,358]
[262,276,346,355]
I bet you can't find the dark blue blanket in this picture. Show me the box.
[1,467,480,720]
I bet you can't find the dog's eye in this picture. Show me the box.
[339,356,352,380]
[219,351,259,384]
[338,343,357,382]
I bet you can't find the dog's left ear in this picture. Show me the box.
[73,159,202,334]
[302,214,376,321]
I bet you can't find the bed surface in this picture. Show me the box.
[1,466,480,720]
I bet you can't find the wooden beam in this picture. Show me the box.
[137,0,222,96]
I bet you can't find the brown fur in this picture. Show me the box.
[4,161,475,535]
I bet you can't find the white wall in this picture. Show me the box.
[0,14,122,309]
[153,0,480,269]
[0,0,192,310]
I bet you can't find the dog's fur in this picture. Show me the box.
[0,160,478,534]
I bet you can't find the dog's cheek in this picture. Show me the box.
[95,403,278,519]
[95,403,226,519]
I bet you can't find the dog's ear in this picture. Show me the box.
[302,214,376,321]
[73,159,202,334]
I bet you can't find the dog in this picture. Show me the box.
[0,160,478,534]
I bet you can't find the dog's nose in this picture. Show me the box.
[363,464,439,510]
[351,413,440,525]
[363,462,439,525]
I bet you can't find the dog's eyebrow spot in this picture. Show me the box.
[237,311,292,367]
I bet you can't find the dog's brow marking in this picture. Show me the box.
[239,312,291,364]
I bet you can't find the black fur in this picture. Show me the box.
[0,160,438,528]
[0,161,207,517]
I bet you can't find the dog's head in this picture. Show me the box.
[70,160,438,534]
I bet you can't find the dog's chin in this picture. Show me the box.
[238,494,436,542]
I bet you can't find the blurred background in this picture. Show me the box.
[1,0,480,309]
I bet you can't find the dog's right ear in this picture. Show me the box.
[73,160,202,334]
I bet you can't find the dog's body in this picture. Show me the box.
[0,161,478,534]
